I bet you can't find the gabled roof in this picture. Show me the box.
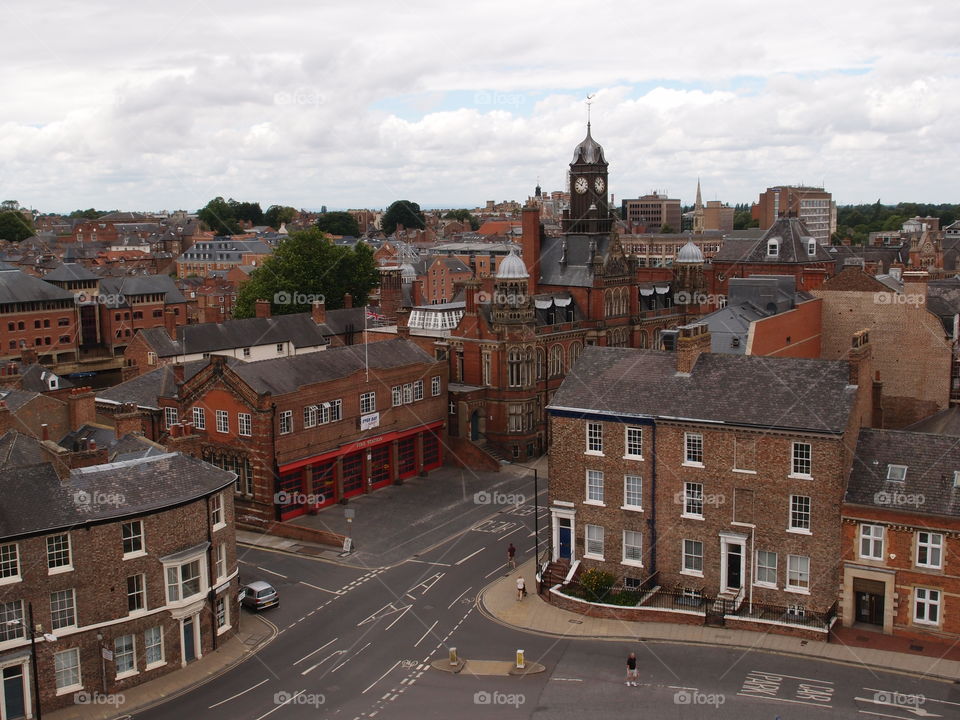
[0,269,74,304]
[96,361,212,407]
[714,217,834,264]
[548,345,856,433]
[99,274,186,306]
[43,263,100,282]
[845,428,960,518]
[138,313,330,357]
[0,453,235,539]
[0,431,51,470]
[0,388,44,412]
[15,364,73,392]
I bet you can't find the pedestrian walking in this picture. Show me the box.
[507,542,516,570]
[626,652,638,686]
[516,576,526,600]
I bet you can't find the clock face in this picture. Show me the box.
[594,177,605,193]
[574,177,588,194]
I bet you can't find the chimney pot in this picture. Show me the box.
[255,299,272,318]
[41,423,49,441]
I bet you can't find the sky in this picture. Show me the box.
[2,0,958,214]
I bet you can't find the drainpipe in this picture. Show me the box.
[648,421,657,578]
[206,493,217,652]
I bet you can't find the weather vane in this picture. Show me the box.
[586,93,595,125]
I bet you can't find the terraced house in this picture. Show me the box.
[544,324,875,637]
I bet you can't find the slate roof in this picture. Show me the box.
[905,406,960,436]
[538,234,613,287]
[15,364,73,392]
[109,434,167,462]
[96,361,211,407]
[99,274,186,306]
[0,431,50,470]
[0,388,43,412]
[713,217,834,264]
[825,244,909,274]
[0,453,235,539]
[139,313,330,357]
[845,428,960,518]
[548,345,856,433]
[0,269,74,304]
[44,262,100,282]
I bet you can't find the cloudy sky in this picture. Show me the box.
[2,1,957,214]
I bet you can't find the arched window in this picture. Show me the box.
[767,238,780,257]
[507,347,523,388]
[568,341,582,369]
[536,348,545,381]
[549,345,563,377]
[604,289,612,317]
[640,330,648,349]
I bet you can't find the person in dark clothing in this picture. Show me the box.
[507,543,517,569]
[626,652,638,686]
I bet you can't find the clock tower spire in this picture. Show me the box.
[563,96,610,234]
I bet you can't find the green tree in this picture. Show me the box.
[68,208,108,219]
[443,209,479,231]
[1,200,19,212]
[381,200,426,235]
[659,223,675,234]
[198,196,241,235]
[264,205,297,229]
[316,211,361,237]
[0,211,35,242]
[733,210,758,230]
[234,228,380,317]
[229,200,263,225]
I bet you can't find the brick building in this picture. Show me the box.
[841,429,960,643]
[0,267,80,365]
[753,186,835,246]
[544,325,873,636]
[0,452,237,716]
[621,193,682,233]
[175,238,272,278]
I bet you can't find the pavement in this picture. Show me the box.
[478,559,960,682]
[46,614,276,720]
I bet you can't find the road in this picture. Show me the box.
[127,491,959,720]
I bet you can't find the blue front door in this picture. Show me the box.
[3,664,26,720]
[558,520,572,559]
[183,617,196,663]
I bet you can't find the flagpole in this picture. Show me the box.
[364,304,369,383]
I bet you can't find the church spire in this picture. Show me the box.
[693,178,704,235]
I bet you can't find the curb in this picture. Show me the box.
[475,576,959,684]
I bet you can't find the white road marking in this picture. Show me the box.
[454,548,484,565]
[500,525,524,539]
[254,690,303,720]
[332,641,371,673]
[257,566,287,579]
[447,586,473,609]
[552,678,583,682]
[406,572,444,596]
[484,563,507,578]
[299,581,341,594]
[407,559,451,567]
[363,660,402,694]
[736,694,833,708]
[300,650,344,675]
[414,621,438,647]
[293,637,338,665]
[384,604,413,631]
[208,678,268,708]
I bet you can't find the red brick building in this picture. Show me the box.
[0,452,237,716]
[0,266,80,365]
[841,429,960,643]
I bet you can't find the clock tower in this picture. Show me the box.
[563,122,611,234]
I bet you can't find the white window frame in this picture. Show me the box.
[122,520,144,557]
[623,529,643,567]
[127,574,146,614]
[211,493,224,529]
[623,475,643,511]
[164,406,178,429]
[413,380,424,401]
[684,432,703,466]
[0,542,20,583]
[215,543,227,580]
[403,384,413,404]
[584,524,604,560]
[114,634,137,678]
[279,410,293,434]
[360,392,376,414]
[431,375,441,396]
[755,550,778,587]
[46,533,72,573]
[886,464,907,482]
[0,600,24,642]
[858,523,884,560]
[683,482,704,518]
[788,495,811,533]
[624,426,643,459]
[50,588,77,630]
[216,409,229,434]
[682,539,704,576]
[54,647,82,694]
[786,554,810,593]
[916,531,943,569]
[215,595,230,633]
[145,626,164,669]
[192,406,206,430]
[303,405,318,428]
[914,587,940,625]
[791,442,812,477]
[164,557,206,605]
[586,422,603,455]
[392,385,402,407]
[238,412,252,437]
[585,470,605,505]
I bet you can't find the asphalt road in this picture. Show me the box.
[126,488,959,720]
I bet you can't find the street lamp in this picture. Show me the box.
[509,462,543,577]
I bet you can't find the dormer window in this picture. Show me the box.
[886,464,907,482]
[767,238,780,257]
[807,240,817,257]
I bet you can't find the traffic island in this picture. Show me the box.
[430,658,545,676]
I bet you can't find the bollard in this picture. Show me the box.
[516,649,525,669]
[449,647,458,666]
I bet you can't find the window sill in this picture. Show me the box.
[858,555,884,563]
[621,559,644,569]
[913,619,940,627]
[56,683,83,697]
[583,500,606,507]
[682,461,704,469]
[753,582,778,590]
[784,587,810,596]
[786,528,812,536]
[216,623,232,636]
[115,669,139,681]
[732,468,757,475]
[583,553,605,562]
[915,564,943,571]
[620,505,644,513]
[584,450,605,457]
[145,661,167,671]
[123,551,147,561]
[788,473,813,481]
[48,565,74,576]
[0,575,22,587]
[212,522,226,532]
[681,514,705,521]
[623,454,644,461]
[680,569,704,578]
[127,609,148,618]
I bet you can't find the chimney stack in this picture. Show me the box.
[312,299,326,325]
[41,423,49,441]
[114,402,142,439]
[848,329,875,427]
[67,388,96,430]
[163,308,178,339]
[343,293,353,309]
[520,205,541,295]
[676,323,711,374]
[396,308,410,339]
[255,299,272,318]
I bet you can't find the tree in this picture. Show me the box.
[659,223,675,234]
[443,209,479,231]
[68,208,108,219]
[229,200,263,225]
[1,200,19,212]
[234,228,380,318]
[264,205,297,229]
[315,211,360,237]
[198,196,241,235]
[0,211,35,242]
[381,200,426,235]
